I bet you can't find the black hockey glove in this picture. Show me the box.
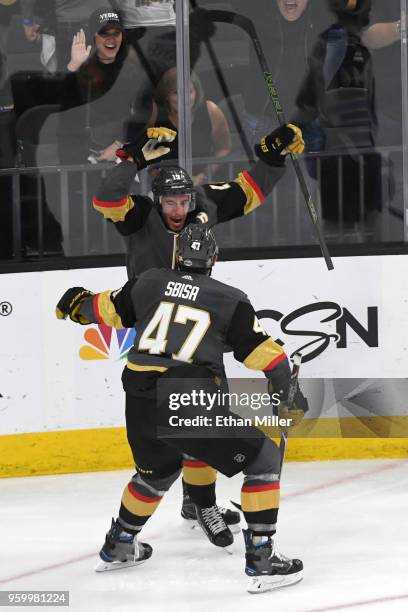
[276,387,309,430]
[267,358,309,429]
[255,123,304,167]
[116,127,177,170]
[56,287,94,324]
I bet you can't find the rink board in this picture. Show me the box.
[1,256,408,476]
[1,424,408,478]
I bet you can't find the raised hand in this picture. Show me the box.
[116,127,177,169]
[68,29,92,72]
[255,124,305,167]
[96,141,123,162]
[56,287,94,324]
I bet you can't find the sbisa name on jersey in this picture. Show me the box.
[257,302,378,363]
[164,281,199,301]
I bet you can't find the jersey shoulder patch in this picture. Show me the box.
[208,183,231,190]
[195,212,209,224]
[111,288,122,300]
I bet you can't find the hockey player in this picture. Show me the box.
[93,124,304,279]
[56,224,309,594]
[91,122,305,535]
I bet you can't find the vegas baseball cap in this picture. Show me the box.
[88,8,124,36]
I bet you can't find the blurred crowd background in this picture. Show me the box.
[0,0,403,262]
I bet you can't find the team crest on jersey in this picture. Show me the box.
[111,288,122,299]
[253,316,267,335]
[195,212,209,224]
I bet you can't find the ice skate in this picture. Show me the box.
[243,529,303,593]
[181,480,241,533]
[95,519,152,572]
[195,504,234,553]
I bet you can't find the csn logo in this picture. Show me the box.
[257,302,379,363]
[0,301,12,316]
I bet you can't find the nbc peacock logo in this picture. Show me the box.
[80,324,136,361]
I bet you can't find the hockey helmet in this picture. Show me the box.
[152,166,196,212]
[176,223,218,273]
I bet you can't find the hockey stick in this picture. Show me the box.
[205,10,334,271]
[279,352,302,478]
[189,0,254,161]
[230,352,303,511]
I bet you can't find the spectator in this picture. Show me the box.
[360,1,401,135]
[0,41,63,260]
[232,0,331,145]
[0,0,20,54]
[56,8,148,255]
[362,19,401,50]
[276,0,310,22]
[20,0,114,70]
[112,3,213,76]
[57,8,143,164]
[110,4,217,133]
[112,0,175,45]
[148,67,231,184]
[293,0,383,232]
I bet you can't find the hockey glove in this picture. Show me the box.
[56,287,94,325]
[255,123,305,166]
[116,127,177,169]
[268,374,309,430]
[276,395,308,431]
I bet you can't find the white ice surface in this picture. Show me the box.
[1,459,407,612]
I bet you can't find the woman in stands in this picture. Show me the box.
[57,7,146,165]
[147,66,231,185]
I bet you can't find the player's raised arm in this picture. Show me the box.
[56,279,138,329]
[201,124,304,223]
[92,127,177,233]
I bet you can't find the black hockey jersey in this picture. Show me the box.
[81,267,287,379]
[93,160,285,279]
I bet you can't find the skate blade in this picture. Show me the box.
[94,557,148,572]
[247,570,303,594]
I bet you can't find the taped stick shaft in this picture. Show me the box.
[279,352,302,477]
[230,352,303,510]
[207,10,334,271]
[262,70,334,269]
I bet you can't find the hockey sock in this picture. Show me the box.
[182,459,217,508]
[241,475,280,536]
[118,474,164,534]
